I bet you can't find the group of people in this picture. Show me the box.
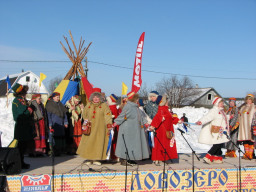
[11,83,83,169]
[196,94,256,164]
[76,89,180,166]
[11,82,256,169]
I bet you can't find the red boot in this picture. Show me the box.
[212,156,223,164]
[203,153,213,164]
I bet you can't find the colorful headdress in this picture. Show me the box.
[12,83,23,94]
[31,94,41,100]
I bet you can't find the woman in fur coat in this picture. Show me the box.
[29,94,48,156]
[225,97,239,158]
[196,97,229,164]
[114,92,150,166]
[77,88,113,165]
[149,95,179,166]
[237,94,256,160]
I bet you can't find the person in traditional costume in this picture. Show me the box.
[29,94,48,156]
[144,91,159,152]
[196,97,229,164]
[65,95,84,154]
[138,99,152,125]
[237,94,256,160]
[149,95,179,166]
[12,83,34,169]
[45,92,68,156]
[113,92,150,166]
[225,97,239,158]
[106,94,120,161]
[77,88,113,165]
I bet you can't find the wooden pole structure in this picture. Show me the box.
[60,30,92,80]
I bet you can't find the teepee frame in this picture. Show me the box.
[60,30,92,80]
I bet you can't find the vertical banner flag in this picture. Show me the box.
[39,73,47,87]
[131,32,145,93]
[121,82,128,95]
[5,75,11,90]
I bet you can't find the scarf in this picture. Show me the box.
[45,99,67,119]
[65,96,82,126]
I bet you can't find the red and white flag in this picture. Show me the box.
[131,32,145,93]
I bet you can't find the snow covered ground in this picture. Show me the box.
[0,98,212,153]
[0,97,15,147]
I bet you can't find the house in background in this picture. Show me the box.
[181,87,228,108]
[0,71,49,102]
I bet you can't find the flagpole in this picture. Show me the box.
[6,82,8,108]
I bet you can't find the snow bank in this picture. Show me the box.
[0,97,15,147]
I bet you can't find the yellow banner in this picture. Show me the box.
[122,82,128,95]
[39,73,47,87]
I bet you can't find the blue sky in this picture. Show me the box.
[0,0,255,97]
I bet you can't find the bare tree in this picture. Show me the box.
[156,76,199,108]
[48,76,63,94]
[138,82,153,99]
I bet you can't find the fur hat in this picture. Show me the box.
[110,94,118,103]
[212,97,222,106]
[148,91,159,98]
[89,92,103,102]
[156,95,167,106]
[245,94,254,103]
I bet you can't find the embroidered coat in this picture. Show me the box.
[77,102,112,160]
[151,106,179,161]
[237,103,256,142]
[12,97,34,141]
[29,100,48,151]
[114,101,150,160]
[198,106,229,145]
[225,106,239,150]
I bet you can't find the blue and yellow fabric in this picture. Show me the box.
[54,80,79,104]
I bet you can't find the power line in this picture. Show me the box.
[0,59,256,81]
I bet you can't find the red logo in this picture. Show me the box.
[21,174,51,192]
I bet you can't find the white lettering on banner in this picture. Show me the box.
[134,75,140,87]
[133,41,143,88]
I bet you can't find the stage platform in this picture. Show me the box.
[5,153,256,191]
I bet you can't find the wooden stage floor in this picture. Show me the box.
[19,153,256,175]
